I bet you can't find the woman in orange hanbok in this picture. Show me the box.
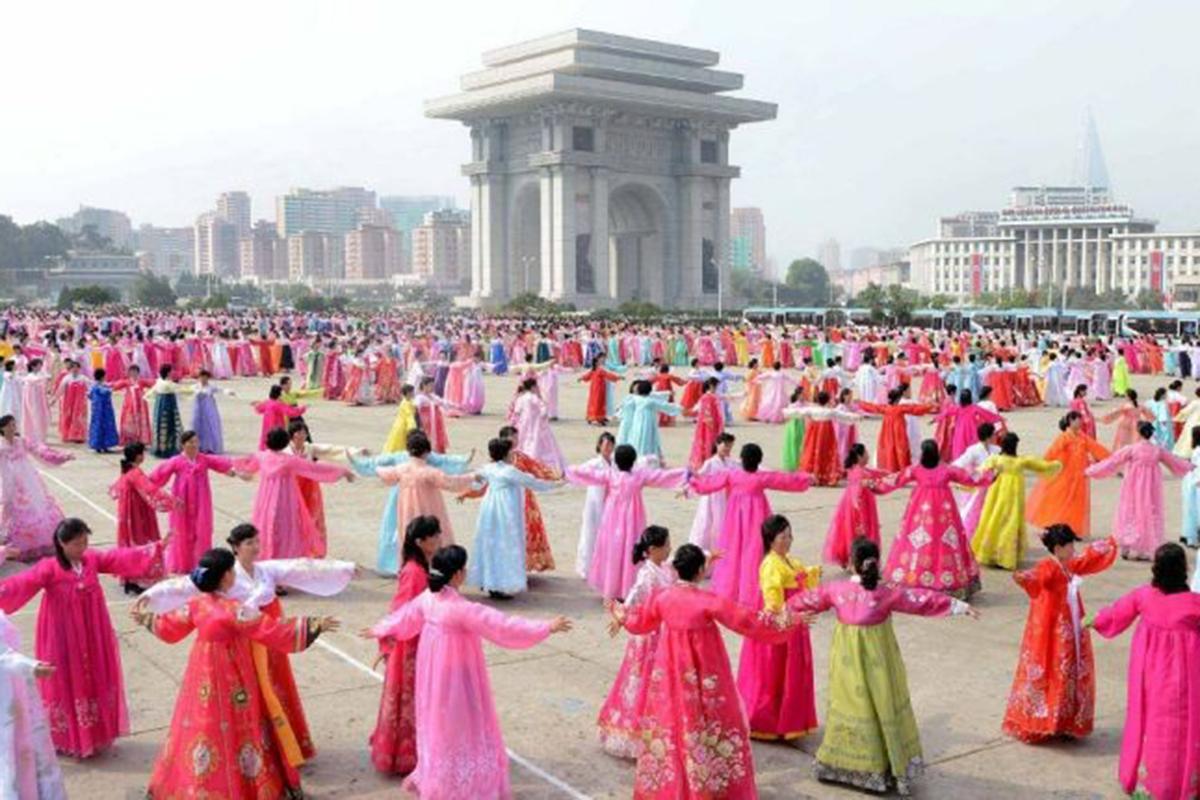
[1026,411,1111,537]
[740,359,762,420]
[1003,526,1118,742]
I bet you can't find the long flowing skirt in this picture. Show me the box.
[597,632,659,759]
[152,394,183,458]
[814,621,924,796]
[781,417,805,471]
[370,636,418,775]
[799,420,842,486]
[190,392,224,454]
[524,490,555,572]
[737,618,817,740]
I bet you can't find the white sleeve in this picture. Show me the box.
[139,575,200,614]
[258,559,356,596]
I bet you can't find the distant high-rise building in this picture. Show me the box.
[287,232,344,281]
[56,206,134,250]
[239,221,286,280]
[1072,108,1111,193]
[817,238,841,274]
[136,225,194,278]
[358,207,394,228]
[380,195,455,237]
[194,212,240,277]
[345,224,403,280]
[729,207,767,274]
[276,187,377,238]
[410,210,470,289]
[216,191,252,236]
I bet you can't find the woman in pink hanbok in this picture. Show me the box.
[1086,421,1191,560]
[252,384,307,450]
[0,518,164,757]
[17,361,50,444]
[54,360,90,443]
[1098,388,1154,451]
[688,432,736,551]
[0,415,72,560]
[689,443,814,607]
[934,390,1005,461]
[884,439,991,598]
[567,444,687,600]
[598,525,676,758]
[148,431,239,573]
[366,545,572,800]
[823,444,897,569]
[0,609,65,799]
[612,544,795,800]
[415,376,455,453]
[752,363,797,423]
[510,378,566,474]
[235,428,353,560]
[1093,544,1200,800]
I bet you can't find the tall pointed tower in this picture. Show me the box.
[1072,107,1111,193]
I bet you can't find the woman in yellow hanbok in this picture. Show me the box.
[970,432,1061,570]
[381,384,419,453]
[733,330,750,366]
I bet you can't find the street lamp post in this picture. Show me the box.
[716,257,723,318]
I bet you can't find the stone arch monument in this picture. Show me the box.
[425,29,777,309]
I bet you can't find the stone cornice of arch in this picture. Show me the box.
[459,154,740,179]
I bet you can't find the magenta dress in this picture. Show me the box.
[235,451,349,559]
[371,587,552,800]
[149,453,236,573]
[252,399,306,450]
[566,464,688,600]
[0,543,163,756]
[1085,440,1190,559]
[1094,585,1200,800]
[935,404,1005,461]
[689,469,814,607]
[884,464,988,597]
[823,466,895,568]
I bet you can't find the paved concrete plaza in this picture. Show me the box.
[13,367,1160,799]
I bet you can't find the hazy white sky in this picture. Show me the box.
[3,0,1197,265]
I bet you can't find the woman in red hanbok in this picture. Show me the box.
[111,365,154,445]
[54,360,89,442]
[1068,384,1097,439]
[371,515,442,775]
[374,350,402,404]
[823,444,897,568]
[1003,526,1117,742]
[687,378,723,471]
[614,544,796,800]
[679,359,706,417]
[110,443,178,593]
[148,432,238,574]
[857,387,935,472]
[785,392,862,486]
[0,518,164,757]
[884,440,990,598]
[133,548,337,799]
[579,354,621,425]
[651,364,686,426]
[688,443,813,607]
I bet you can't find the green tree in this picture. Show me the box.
[396,285,452,312]
[784,258,832,305]
[132,272,177,308]
[1135,288,1165,310]
[853,283,888,321]
[501,292,574,315]
[886,284,921,324]
[58,284,119,307]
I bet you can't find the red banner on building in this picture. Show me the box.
[970,253,982,296]
[1150,250,1164,292]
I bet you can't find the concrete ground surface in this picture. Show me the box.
[9,368,1169,799]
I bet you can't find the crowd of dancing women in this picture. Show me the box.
[3,310,1200,798]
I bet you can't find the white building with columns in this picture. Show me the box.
[424,29,776,309]
[910,186,1200,301]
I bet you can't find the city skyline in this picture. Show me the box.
[3,1,1199,265]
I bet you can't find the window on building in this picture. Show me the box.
[700,140,718,164]
[572,126,595,153]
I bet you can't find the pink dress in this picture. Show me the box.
[1094,585,1200,800]
[935,403,1005,461]
[753,370,795,423]
[371,587,552,800]
[566,464,688,600]
[598,559,675,758]
[687,455,736,552]
[884,464,988,597]
[823,465,895,568]
[0,544,163,756]
[510,393,565,474]
[1085,440,1191,559]
[148,453,236,573]
[688,469,814,607]
[236,451,349,559]
[1100,402,1152,451]
[623,583,793,799]
[0,437,71,559]
[252,399,306,450]
[375,461,477,546]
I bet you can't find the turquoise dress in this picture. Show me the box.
[466,462,557,594]
[615,394,682,461]
[350,451,470,575]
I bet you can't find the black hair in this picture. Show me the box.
[1192,426,1200,451]
[844,442,867,469]
[192,548,236,593]
[887,387,905,404]
[672,543,707,582]
[406,430,432,457]
[595,432,615,453]
[715,432,735,446]
[977,422,995,442]
[520,377,538,392]
[120,442,146,473]
[0,414,13,432]
[703,376,719,392]
[761,514,791,552]
[1126,388,1139,407]
[94,367,106,381]
[918,439,940,469]
[635,380,652,396]
[1074,384,1088,398]
[402,515,442,571]
[53,517,91,569]
[180,430,198,446]
[226,523,258,549]
[632,525,669,565]
[999,431,1019,456]
[816,390,831,406]
[429,544,467,592]
[1137,420,1155,440]
[158,364,172,380]
[958,389,973,406]
[740,442,763,472]
[1040,523,1080,552]
[488,437,513,462]
[498,425,518,440]
[851,537,881,590]
[286,420,309,439]
[265,428,290,451]
[199,369,211,379]
[268,384,283,400]
[1154,387,1168,402]
[1152,542,1190,594]
[614,443,637,471]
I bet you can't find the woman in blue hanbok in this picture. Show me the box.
[489,337,509,376]
[86,370,119,453]
[1182,427,1200,549]
[467,438,559,597]
[614,382,682,464]
[1148,387,1177,450]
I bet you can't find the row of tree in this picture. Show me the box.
[0,216,71,270]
